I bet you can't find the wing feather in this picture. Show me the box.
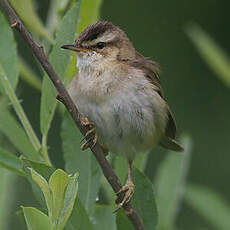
[128,52,177,140]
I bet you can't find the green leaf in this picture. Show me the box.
[61,113,102,213]
[23,158,56,181]
[114,155,127,185]
[114,154,148,186]
[155,136,192,230]
[40,1,81,138]
[64,0,103,85]
[0,12,18,92]
[19,58,41,91]
[30,168,52,216]
[22,159,55,208]
[49,169,70,226]
[22,206,52,230]
[26,165,79,230]
[78,0,102,34]
[65,197,95,230]
[0,66,42,160]
[58,172,78,230]
[132,167,158,230]
[49,169,78,230]
[92,205,116,230]
[9,0,54,43]
[63,53,78,86]
[186,24,230,88]
[116,211,133,230]
[0,147,24,176]
[0,99,39,160]
[16,210,27,229]
[46,0,73,35]
[185,184,230,230]
[0,168,16,230]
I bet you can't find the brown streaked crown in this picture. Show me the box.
[74,21,137,60]
[75,21,117,46]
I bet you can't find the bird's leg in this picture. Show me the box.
[115,159,135,211]
[80,116,98,150]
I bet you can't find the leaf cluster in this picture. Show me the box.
[1,1,230,230]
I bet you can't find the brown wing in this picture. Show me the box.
[128,52,177,139]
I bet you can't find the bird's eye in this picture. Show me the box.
[96,42,106,49]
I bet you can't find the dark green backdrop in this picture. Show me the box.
[7,0,230,229]
[101,0,230,229]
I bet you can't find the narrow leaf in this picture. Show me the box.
[61,113,102,213]
[155,136,192,230]
[0,12,18,92]
[19,58,41,91]
[22,159,55,208]
[0,99,39,160]
[23,158,56,181]
[22,206,52,230]
[78,0,102,34]
[186,24,230,88]
[186,184,230,230]
[0,168,16,230]
[58,172,79,230]
[0,66,41,159]
[30,168,52,216]
[132,167,158,230]
[0,147,24,176]
[9,0,54,43]
[40,2,81,137]
[49,169,70,226]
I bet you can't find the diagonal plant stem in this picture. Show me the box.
[0,1,144,229]
[0,65,51,166]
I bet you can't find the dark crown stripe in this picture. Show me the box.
[77,21,115,43]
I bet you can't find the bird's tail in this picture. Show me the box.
[160,136,184,152]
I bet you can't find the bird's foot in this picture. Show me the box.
[114,181,135,212]
[80,117,98,150]
[80,117,92,127]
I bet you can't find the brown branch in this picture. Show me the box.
[0,0,144,229]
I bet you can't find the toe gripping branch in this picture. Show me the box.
[80,117,98,150]
[114,160,135,212]
[0,0,144,228]
[114,181,135,212]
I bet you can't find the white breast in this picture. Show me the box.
[69,62,168,159]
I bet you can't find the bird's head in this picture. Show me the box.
[61,21,136,71]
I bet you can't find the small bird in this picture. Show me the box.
[61,21,183,209]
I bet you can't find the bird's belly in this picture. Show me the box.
[75,90,167,159]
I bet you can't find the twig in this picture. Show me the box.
[0,0,144,229]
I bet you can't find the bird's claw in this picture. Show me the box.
[114,181,135,212]
[80,117,98,150]
[80,127,96,143]
[80,117,93,127]
[80,133,98,150]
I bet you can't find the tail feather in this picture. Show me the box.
[160,136,184,152]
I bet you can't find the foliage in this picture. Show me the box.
[186,24,230,89]
[185,184,230,230]
[185,23,230,230]
[0,0,229,230]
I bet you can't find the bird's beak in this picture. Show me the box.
[61,44,87,52]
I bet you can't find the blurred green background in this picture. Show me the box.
[1,0,230,229]
[102,0,230,228]
[101,1,230,229]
